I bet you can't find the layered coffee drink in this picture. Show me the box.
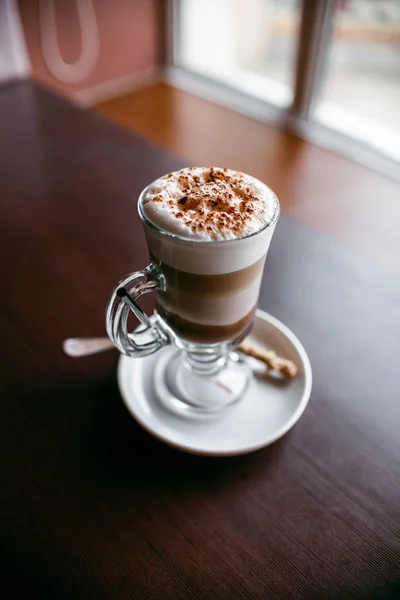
[139,167,279,344]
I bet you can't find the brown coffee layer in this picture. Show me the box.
[152,254,266,294]
[157,303,256,344]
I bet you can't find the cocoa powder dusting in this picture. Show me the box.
[147,167,271,239]
[175,168,259,236]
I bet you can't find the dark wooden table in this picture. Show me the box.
[0,81,399,600]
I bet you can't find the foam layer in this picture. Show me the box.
[144,216,276,274]
[141,167,278,241]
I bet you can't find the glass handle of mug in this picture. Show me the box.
[106,266,169,358]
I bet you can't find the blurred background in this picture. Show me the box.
[1,0,400,173]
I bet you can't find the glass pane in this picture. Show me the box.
[314,0,400,161]
[177,0,300,107]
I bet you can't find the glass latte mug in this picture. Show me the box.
[106,171,280,416]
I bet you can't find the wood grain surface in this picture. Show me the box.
[96,82,400,276]
[0,81,399,599]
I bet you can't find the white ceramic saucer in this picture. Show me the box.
[117,310,312,456]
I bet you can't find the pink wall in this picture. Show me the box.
[17,0,163,99]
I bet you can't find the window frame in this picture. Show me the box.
[165,0,400,183]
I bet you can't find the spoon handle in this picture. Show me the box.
[63,337,114,357]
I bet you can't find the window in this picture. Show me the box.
[177,0,300,107]
[168,0,400,174]
[314,0,400,162]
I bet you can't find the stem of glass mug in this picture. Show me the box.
[179,344,229,377]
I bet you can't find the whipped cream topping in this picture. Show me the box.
[140,167,278,241]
